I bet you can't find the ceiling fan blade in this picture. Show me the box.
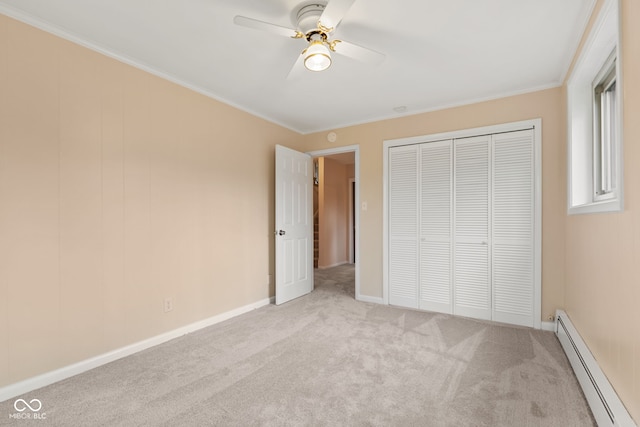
[233,16,302,39]
[319,0,356,31]
[286,52,306,80]
[332,40,385,65]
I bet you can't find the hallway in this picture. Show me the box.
[314,264,355,299]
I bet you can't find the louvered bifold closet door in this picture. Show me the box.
[453,136,491,320]
[419,140,453,313]
[492,130,534,327]
[388,145,419,308]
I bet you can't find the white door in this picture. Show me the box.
[388,145,419,308]
[491,130,535,327]
[419,140,453,313]
[275,145,313,305]
[453,135,491,321]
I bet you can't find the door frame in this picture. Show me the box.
[307,145,361,301]
[382,119,542,329]
[348,178,356,264]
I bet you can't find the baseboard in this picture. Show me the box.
[356,294,385,305]
[0,296,274,403]
[541,320,556,332]
[555,310,636,427]
[318,261,350,269]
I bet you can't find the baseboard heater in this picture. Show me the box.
[555,310,636,427]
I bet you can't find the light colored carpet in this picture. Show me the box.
[1,264,594,426]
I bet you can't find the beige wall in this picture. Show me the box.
[2,2,638,420]
[0,15,300,386]
[318,157,349,268]
[297,88,566,322]
[563,0,640,421]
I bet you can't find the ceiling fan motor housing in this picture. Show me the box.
[295,3,326,35]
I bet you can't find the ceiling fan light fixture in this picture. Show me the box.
[304,40,332,72]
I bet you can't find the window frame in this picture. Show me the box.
[592,52,617,202]
[567,0,623,215]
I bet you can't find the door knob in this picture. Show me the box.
[278,230,286,236]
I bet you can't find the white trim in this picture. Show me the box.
[382,144,390,305]
[318,261,349,270]
[568,196,623,215]
[306,145,361,302]
[0,4,577,137]
[566,0,623,215]
[307,145,359,157]
[348,178,356,264]
[559,0,598,84]
[305,82,563,135]
[356,295,385,305]
[533,123,543,330]
[383,119,543,329]
[384,120,540,148]
[541,321,556,332]
[0,297,273,403]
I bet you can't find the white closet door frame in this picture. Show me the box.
[383,119,542,329]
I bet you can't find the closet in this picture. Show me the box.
[387,124,539,328]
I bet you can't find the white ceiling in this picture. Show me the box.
[0,0,594,134]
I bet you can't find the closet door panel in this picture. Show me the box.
[454,136,491,320]
[453,244,489,310]
[419,140,452,313]
[388,145,419,308]
[492,130,534,327]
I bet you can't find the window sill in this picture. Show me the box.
[568,196,622,215]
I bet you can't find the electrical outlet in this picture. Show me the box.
[164,298,173,313]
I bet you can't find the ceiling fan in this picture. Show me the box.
[233,0,385,76]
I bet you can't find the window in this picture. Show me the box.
[593,54,617,200]
[567,0,622,215]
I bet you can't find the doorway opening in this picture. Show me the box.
[307,145,360,300]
